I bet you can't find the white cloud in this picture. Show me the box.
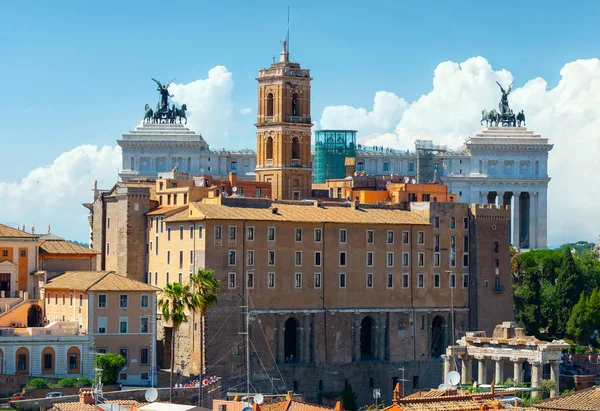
[240,107,252,115]
[318,57,600,246]
[0,145,121,242]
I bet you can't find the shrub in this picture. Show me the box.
[76,377,93,387]
[57,378,76,387]
[25,378,48,389]
[94,352,125,384]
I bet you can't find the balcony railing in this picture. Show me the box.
[493,285,505,293]
[265,159,273,167]
[264,116,274,123]
[291,159,301,167]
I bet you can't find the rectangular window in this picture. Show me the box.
[69,353,77,369]
[314,228,322,242]
[228,272,236,289]
[267,227,276,241]
[417,231,424,245]
[246,272,254,289]
[450,217,456,229]
[366,252,374,267]
[463,235,469,251]
[155,236,158,256]
[402,252,409,267]
[214,226,222,240]
[120,294,128,308]
[18,354,26,370]
[178,273,183,283]
[295,251,302,266]
[167,250,171,265]
[366,230,374,244]
[140,317,149,333]
[141,295,149,308]
[268,250,276,266]
[179,250,184,269]
[246,226,254,241]
[463,274,469,288]
[402,273,409,288]
[228,250,236,266]
[140,348,149,365]
[155,272,158,285]
[189,225,194,240]
[366,273,373,288]
[494,241,499,253]
[434,273,440,288]
[383,162,389,172]
[229,226,236,240]
[420,316,425,331]
[434,253,440,267]
[190,250,194,268]
[179,226,184,241]
[62,293,66,306]
[79,294,83,307]
[339,273,346,288]
[315,251,322,267]
[408,162,415,172]
[450,274,456,288]
[44,353,52,370]
[119,317,128,334]
[463,217,469,230]
[450,235,456,267]
[418,252,425,267]
[387,252,394,267]
[69,293,73,306]
[387,230,394,244]
[119,348,128,364]
[268,272,275,289]
[314,273,322,289]
[166,272,170,284]
[246,250,254,266]
[402,231,409,244]
[434,216,440,228]
[295,228,303,242]
[387,273,394,289]
[198,225,203,239]
[418,273,424,288]
[434,235,440,252]
[339,251,347,267]
[107,217,111,229]
[339,229,347,244]
[295,273,302,289]
[463,253,469,267]
[167,227,171,241]
[106,242,110,256]
[55,293,58,305]
[98,317,107,334]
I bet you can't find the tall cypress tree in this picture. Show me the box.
[514,267,542,336]
[555,249,585,336]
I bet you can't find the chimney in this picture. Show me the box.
[351,198,360,210]
[272,207,279,215]
[314,199,322,208]
[229,172,237,188]
[286,391,294,400]
[393,382,403,402]
[79,389,94,405]
[252,404,262,411]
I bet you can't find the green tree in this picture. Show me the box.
[341,384,358,411]
[189,268,221,406]
[555,249,585,335]
[567,293,590,345]
[94,352,125,384]
[57,378,76,387]
[25,378,48,390]
[159,281,198,403]
[514,267,542,336]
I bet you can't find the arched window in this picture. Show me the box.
[266,137,274,160]
[284,318,299,362]
[291,137,300,160]
[266,93,274,117]
[15,347,29,374]
[67,346,81,374]
[360,316,375,360]
[27,304,42,327]
[41,347,55,374]
[431,315,446,358]
[291,93,298,116]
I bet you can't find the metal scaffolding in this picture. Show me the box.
[313,130,357,183]
[415,140,447,184]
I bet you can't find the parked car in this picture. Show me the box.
[46,392,66,398]
[9,394,26,405]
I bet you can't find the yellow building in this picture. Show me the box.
[0,224,39,297]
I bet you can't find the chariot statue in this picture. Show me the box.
[479,80,523,128]
[143,78,187,124]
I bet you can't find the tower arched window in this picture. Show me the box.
[291,137,300,160]
[266,93,274,117]
[430,315,446,358]
[292,93,298,116]
[266,137,274,160]
[360,316,375,360]
[284,318,299,362]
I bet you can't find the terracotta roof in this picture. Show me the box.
[534,386,600,410]
[165,202,427,225]
[104,181,157,201]
[40,239,99,255]
[260,400,335,411]
[147,205,188,216]
[0,223,38,238]
[52,400,146,411]
[42,271,159,292]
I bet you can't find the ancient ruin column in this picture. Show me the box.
[494,357,504,383]
[461,356,472,384]
[443,355,452,378]
[549,360,560,398]
[531,361,541,399]
[512,192,521,246]
[477,356,487,385]
[512,359,523,383]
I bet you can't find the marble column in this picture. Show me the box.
[537,189,548,249]
[512,359,523,383]
[531,361,541,399]
[512,192,521,246]
[461,356,472,384]
[497,191,505,207]
[477,357,487,385]
[443,355,452,379]
[494,358,504,383]
[529,191,538,249]
[549,360,560,398]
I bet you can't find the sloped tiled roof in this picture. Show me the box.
[260,400,334,411]
[165,202,427,225]
[534,386,600,410]
[52,400,147,411]
[42,271,159,292]
[40,239,99,255]
[0,223,38,238]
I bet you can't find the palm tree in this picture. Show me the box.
[158,281,197,403]
[189,268,221,407]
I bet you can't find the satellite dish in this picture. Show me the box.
[232,186,238,193]
[410,179,416,184]
[145,388,158,402]
[438,384,448,390]
[403,176,410,183]
[242,407,253,411]
[446,371,461,386]
[254,394,264,404]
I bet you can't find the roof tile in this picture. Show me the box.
[42,271,159,292]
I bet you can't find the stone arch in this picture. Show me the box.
[431,315,446,358]
[291,137,300,160]
[27,304,43,327]
[266,93,274,117]
[284,317,299,362]
[360,316,376,360]
[15,347,29,374]
[41,347,55,374]
[67,346,81,374]
[266,137,274,160]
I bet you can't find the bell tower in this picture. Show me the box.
[255,40,313,200]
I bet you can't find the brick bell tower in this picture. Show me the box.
[255,39,313,200]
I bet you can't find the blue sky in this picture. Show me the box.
[1,0,600,244]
